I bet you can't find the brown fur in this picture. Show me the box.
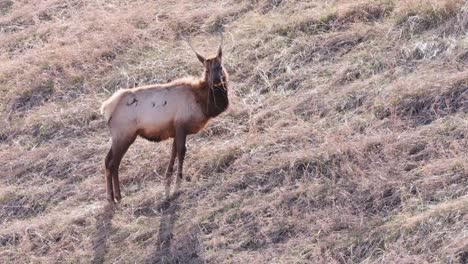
[192,74,229,119]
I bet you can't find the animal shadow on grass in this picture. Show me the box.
[145,184,204,264]
[91,203,115,264]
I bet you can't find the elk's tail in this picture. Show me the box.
[100,89,127,123]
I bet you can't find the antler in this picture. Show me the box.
[217,31,223,58]
[184,35,205,63]
[218,32,223,49]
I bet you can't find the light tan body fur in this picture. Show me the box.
[101,79,209,142]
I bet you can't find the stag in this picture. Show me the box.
[101,36,228,203]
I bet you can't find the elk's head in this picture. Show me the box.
[188,34,226,90]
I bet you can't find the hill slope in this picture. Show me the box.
[1,0,468,263]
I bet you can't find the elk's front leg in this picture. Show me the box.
[175,126,188,183]
[164,139,177,197]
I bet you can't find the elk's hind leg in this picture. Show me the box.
[104,148,114,203]
[109,136,136,203]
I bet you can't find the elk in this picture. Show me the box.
[100,36,228,203]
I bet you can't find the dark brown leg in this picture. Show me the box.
[165,139,177,198]
[166,139,177,179]
[175,126,188,182]
[104,148,114,203]
[109,137,135,203]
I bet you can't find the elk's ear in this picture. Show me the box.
[196,53,206,64]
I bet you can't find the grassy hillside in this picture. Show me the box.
[1,0,468,263]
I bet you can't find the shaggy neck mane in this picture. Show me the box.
[191,70,229,118]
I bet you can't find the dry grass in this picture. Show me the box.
[1,0,468,263]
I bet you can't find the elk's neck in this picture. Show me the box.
[202,74,229,118]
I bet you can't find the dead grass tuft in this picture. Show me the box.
[338,1,395,24]
[395,0,466,37]
[376,72,468,125]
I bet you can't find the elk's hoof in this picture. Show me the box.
[185,176,191,182]
[114,194,122,203]
[107,196,115,204]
